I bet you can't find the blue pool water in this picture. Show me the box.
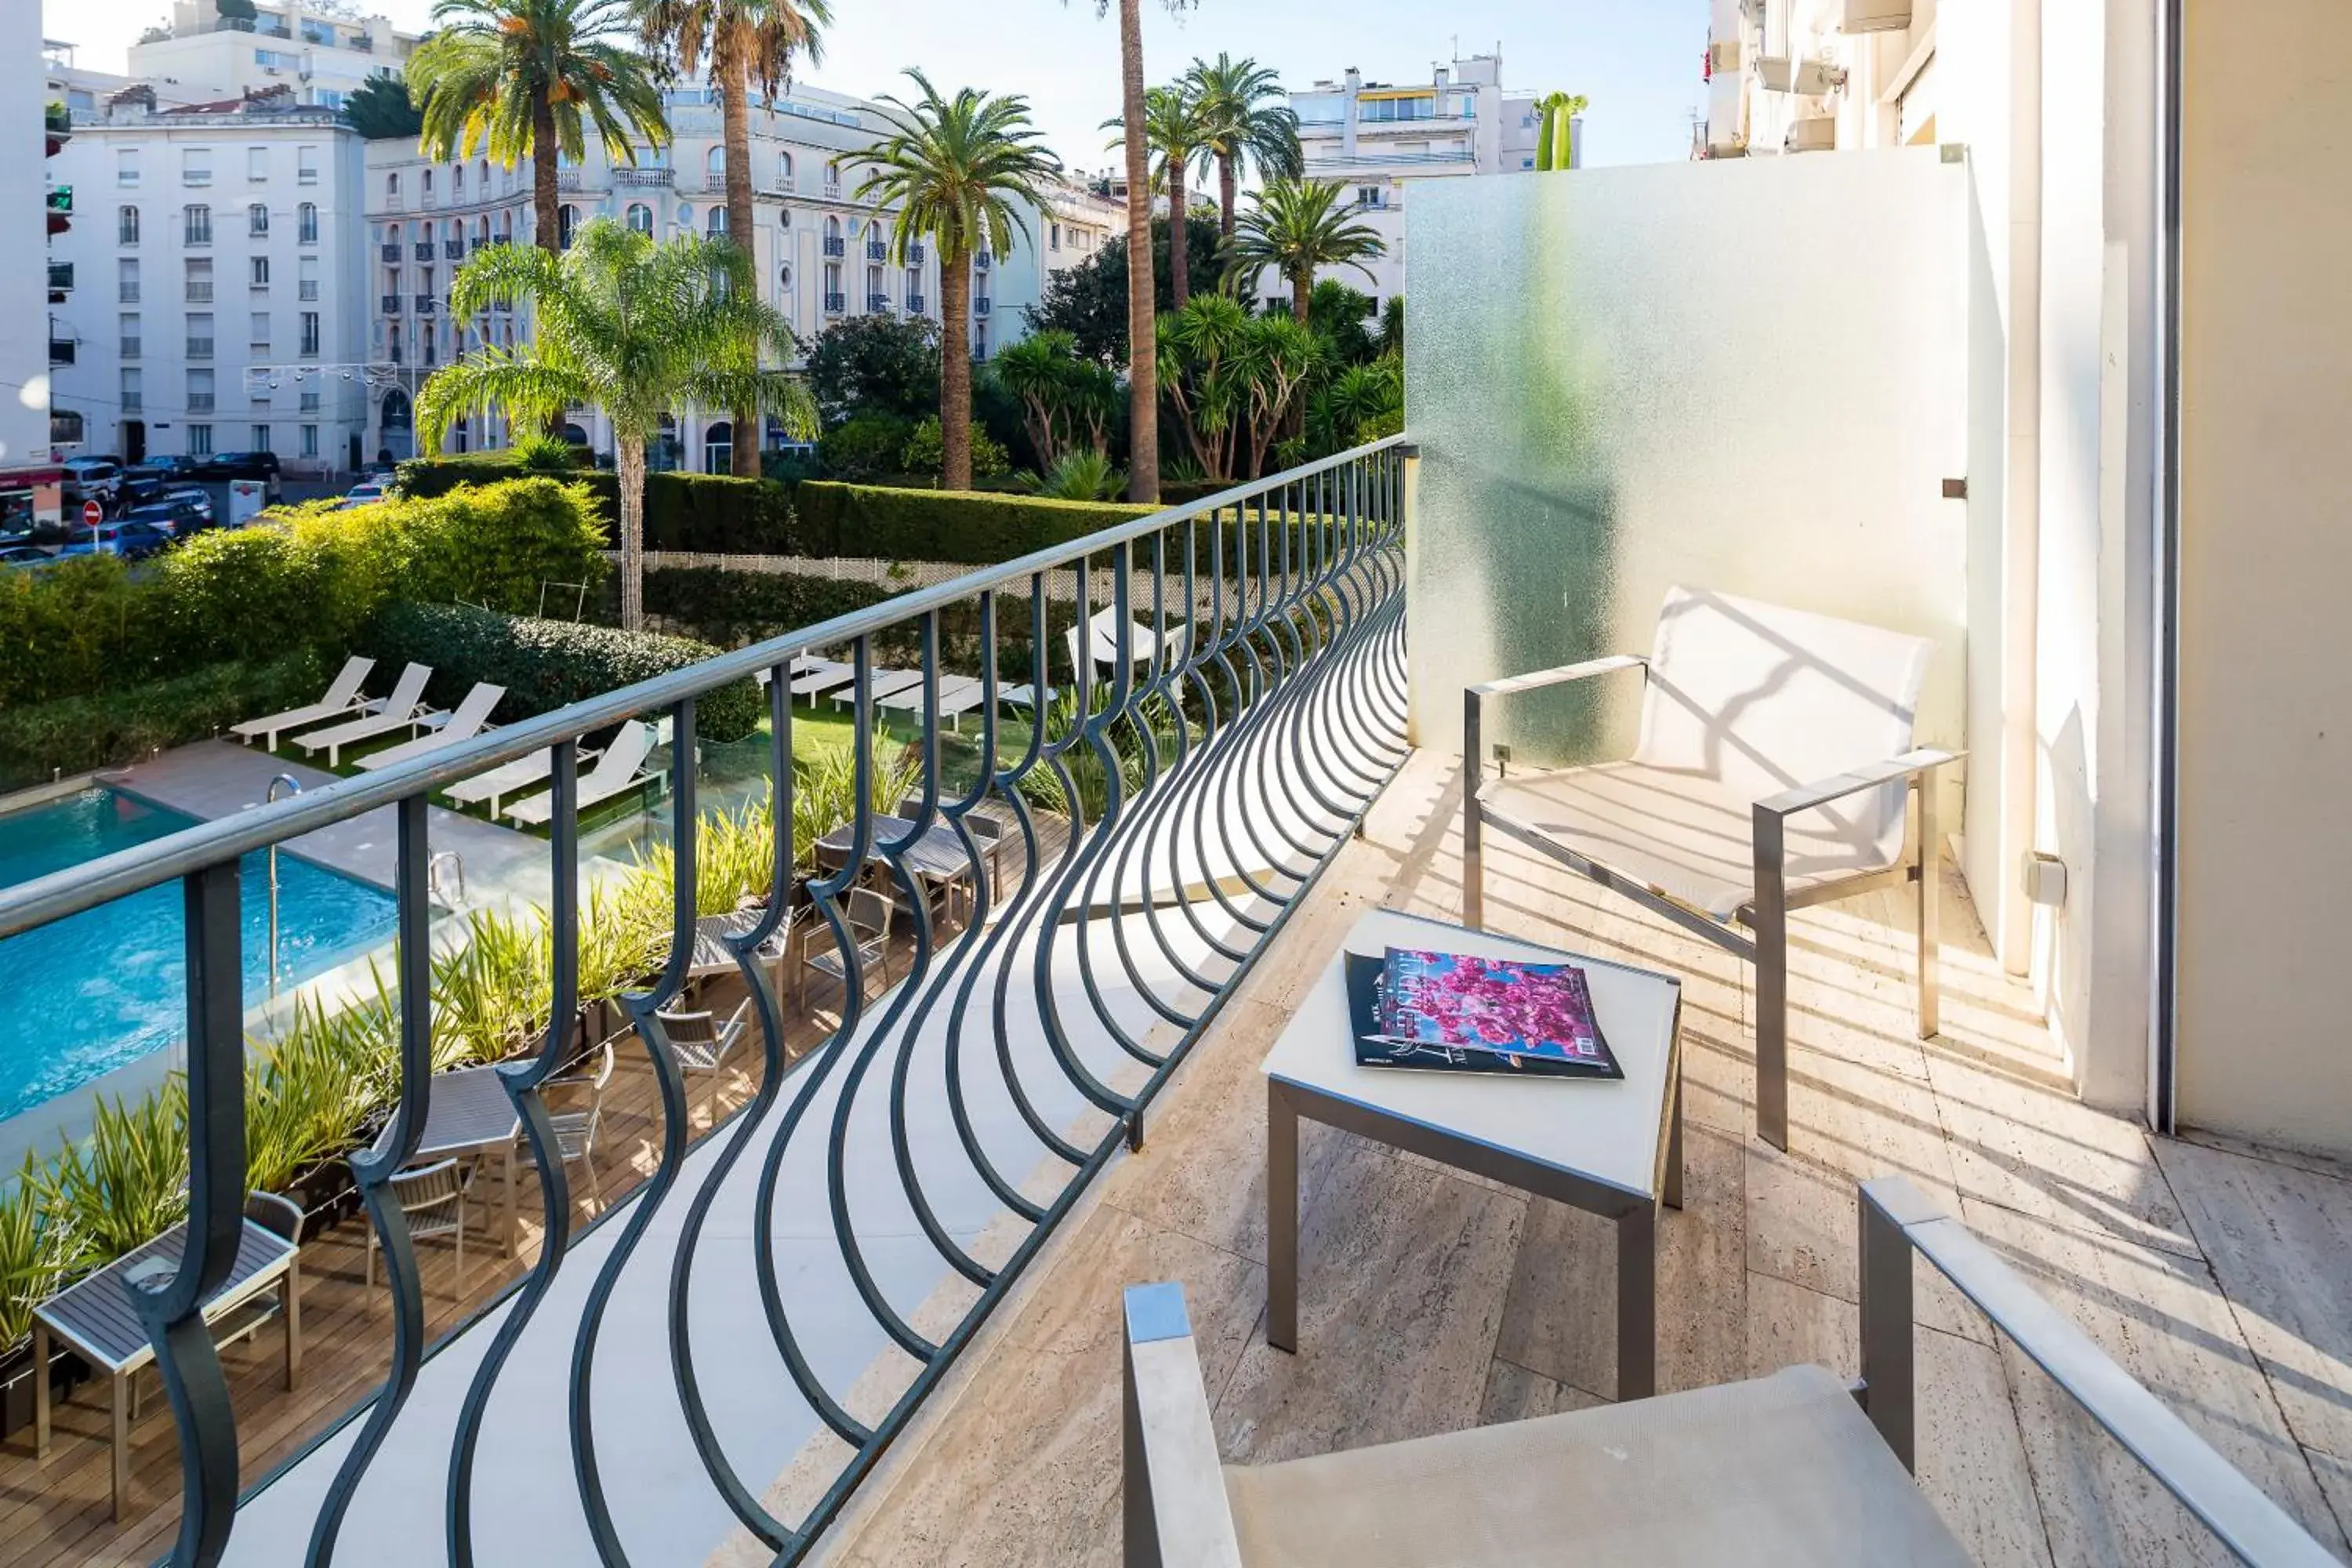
[0,789,399,1121]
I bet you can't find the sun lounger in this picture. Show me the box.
[999,683,1059,710]
[831,669,925,711]
[441,742,596,817]
[230,656,376,749]
[789,660,858,699]
[355,683,505,771]
[878,675,987,731]
[1065,609,1189,675]
[503,720,658,827]
[293,663,435,768]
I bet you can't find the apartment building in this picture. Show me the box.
[128,0,420,112]
[363,81,1094,467]
[1698,0,1937,158]
[2,2,59,517]
[975,178,1122,353]
[1284,51,1565,309]
[45,93,371,474]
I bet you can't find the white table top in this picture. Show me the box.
[1261,909,1682,1202]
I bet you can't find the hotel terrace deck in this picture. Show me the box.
[804,750,2352,1568]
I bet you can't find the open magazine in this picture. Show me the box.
[1345,950,1621,1080]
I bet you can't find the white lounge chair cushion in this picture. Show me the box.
[1221,1364,1969,1568]
[1483,760,1902,919]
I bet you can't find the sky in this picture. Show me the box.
[49,0,1708,173]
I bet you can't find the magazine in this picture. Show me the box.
[1379,948,1620,1076]
[1345,954,1621,1080]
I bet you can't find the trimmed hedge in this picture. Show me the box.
[641,473,797,554]
[644,567,893,648]
[0,652,330,791]
[791,483,1156,566]
[367,601,763,744]
[0,478,609,711]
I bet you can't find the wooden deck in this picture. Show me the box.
[0,811,1073,1568]
[812,750,2352,1567]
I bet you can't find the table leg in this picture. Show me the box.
[1617,1202,1657,1402]
[505,1142,518,1258]
[32,1320,49,1459]
[111,1373,129,1522]
[285,1258,303,1390]
[1267,1081,1299,1354]
[1665,1069,1685,1213]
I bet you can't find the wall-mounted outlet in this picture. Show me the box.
[1493,742,1511,778]
[2023,851,2068,909]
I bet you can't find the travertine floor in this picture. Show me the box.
[811,750,2352,1567]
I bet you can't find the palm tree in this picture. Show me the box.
[635,0,829,476]
[1227,177,1384,324]
[855,71,1060,492]
[1185,53,1301,242]
[417,220,816,629]
[408,0,670,262]
[1104,83,1210,308]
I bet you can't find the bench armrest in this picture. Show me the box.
[1123,1283,1245,1568]
[1755,748,1962,820]
[1465,656,1646,782]
[1858,1177,2339,1568]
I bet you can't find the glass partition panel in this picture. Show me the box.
[1406,146,1984,789]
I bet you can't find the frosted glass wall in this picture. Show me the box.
[1406,147,1987,808]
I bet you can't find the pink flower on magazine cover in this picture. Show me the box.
[1399,953,1590,1051]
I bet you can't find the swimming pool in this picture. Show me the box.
[0,789,400,1122]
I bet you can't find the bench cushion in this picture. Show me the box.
[1221,1364,1969,1568]
[1483,760,1902,918]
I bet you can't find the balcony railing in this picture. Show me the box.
[380,244,400,263]
[0,437,1407,1563]
[865,292,892,313]
[299,280,319,301]
[974,296,992,316]
[47,339,73,366]
[187,281,214,302]
[615,167,673,187]
[49,262,72,292]
[865,240,887,260]
[415,295,436,314]
[413,243,434,261]
[382,294,401,314]
[187,392,214,411]
[822,237,846,257]
[119,281,140,303]
[443,240,465,259]
[906,293,926,314]
[824,290,846,313]
[187,338,214,358]
[119,336,140,358]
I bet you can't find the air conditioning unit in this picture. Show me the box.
[1786,117,1836,153]
[1755,55,1846,95]
[1844,0,1913,33]
[1755,56,1793,91]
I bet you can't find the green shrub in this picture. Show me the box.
[898,416,1011,482]
[0,652,329,790]
[818,412,916,483]
[366,601,762,742]
[791,481,1156,566]
[642,471,801,554]
[644,567,893,648]
[761,448,822,486]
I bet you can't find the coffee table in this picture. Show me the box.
[1262,909,1684,1398]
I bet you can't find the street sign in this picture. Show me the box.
[82,499,102,528]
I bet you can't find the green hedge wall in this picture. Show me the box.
[643,567,892,648]
[641,473,798,554]
[367,601,763,744]
[0,652,330,792]
[790,483,1156,566]
[0,478,609,710]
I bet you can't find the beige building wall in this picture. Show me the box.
[2172,0,2352,1154]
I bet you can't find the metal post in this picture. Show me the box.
[1463,688,1484,929]
[1857,1182,1919,1472]
[1915,775,1941,1040]
[1751,805,1790,1152]
[266,773,300,996]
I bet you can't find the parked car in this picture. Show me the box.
[336,479,390,510]
[158,486,216,524]
[192,451,283,496]
[61,457,123,511]
[125,498,212,537]
[121,456,205,504]
[58,521,172,561]
[0,545,53,565]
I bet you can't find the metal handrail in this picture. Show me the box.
[0,434,1408,942]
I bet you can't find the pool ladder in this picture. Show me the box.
[266,774,300,997]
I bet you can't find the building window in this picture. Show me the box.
[121,368,142,412]
[250,310,271,354]
[706,147,725,186]
[777,149,794,187]
[708,206,726,236]
[187,368,215,412]
[118,257,139,303]
[249,202,269,238]
[385,171,400,205]
[187,313,214,358]
[677,202,694,233]
[119,311,140,358]
[183,148,212,186]
[558,204,578,249]
[297,202,318,243]
[248,147,268,183]
[298,146,318,185]
[452,163,464,198]
[299,255,319,300]
[1051,223,1061,251]
[118,205,140,245]
[117,150,140,188]
[252,424,273,452]
[626,202,652,234]
[421,168,434,199]
[300,423,318,458]
[185,257,213,302]
[300,388,320,411]
[300,311,320,356]
[251,256,270,288]
[188,423,214,456]
[702,419,732,474]
[185,205,212,245]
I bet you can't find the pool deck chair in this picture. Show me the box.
[503,720,657,827]
[1463,586,1959,1151]
[231,655,376,750]
[356,683,505,771]
[880,674,986,731]
[1065,608,1189,677]
[294,662,436,768]
[441,742,585,818]
[833,669,925,711]
[1120,1176,2343,1568]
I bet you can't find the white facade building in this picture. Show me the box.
[1284,52,1568,310]
[363,82,1094,467]
[978,178,1121,351]
[46,96,372,474]
[5,6,55,471]
[128,1,419,112]
[1698,0,1939,158]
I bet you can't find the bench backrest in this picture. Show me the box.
[1635,586,1931,858]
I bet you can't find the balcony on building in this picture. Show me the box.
[380,243,401,263]
[864,292,891,314]
[822,236,846,258]
[443,240,464,260]
[45,337,73,366]
[0,82,2346,1568]
[381,294,401,314]
[615,168,673,188]
[413,242,434,261]
[46,263,71,302]
[906,293,926,314]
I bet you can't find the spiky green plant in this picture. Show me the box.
[42,1087,191,1266]
[0,1156,72,1352]
[1020,448,1128,502]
